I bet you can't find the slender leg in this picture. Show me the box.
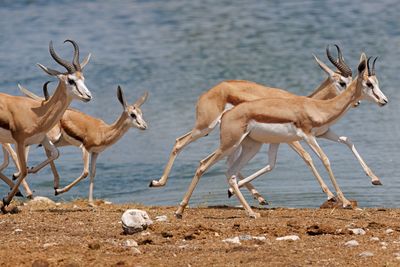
[88,152,98,206]
[44,147,61,190]
[304,135,351,207]
[27,137,59,174]
[289,141,335,199]
[175,149,225,218]
[0,145,10,171]
[1,142,28,212]
[239,173,268,205]
[319,129,382,185]
[150,131,201,187]
[228,174,260,218]
[234,143,279,188]
[55,147,90,195]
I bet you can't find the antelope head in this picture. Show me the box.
[37,40,92,102]
[117,85,148,130]
[325,44,353,93]
[358,54,388,107]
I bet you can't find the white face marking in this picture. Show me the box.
[361,77,388,106]
[247,121,304,143]
[65,74,92,101]
[333,76,352,94]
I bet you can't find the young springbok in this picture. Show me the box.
[18,84,148,205]
[0,40,92,212]
[175,55,387,218]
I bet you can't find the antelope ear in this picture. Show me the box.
[357,59,366,74]
[42,81,51,101]
[359,52,367,63]
[18,84,44,101]
[80,53,91,69]
[37,63,62,76]
[134,91,149,107]
[313,54,335,77]
[117,85,127,108]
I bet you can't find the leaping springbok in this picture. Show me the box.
[0,40,92,213]
[150,46,383,205]
[17,84,148,205]
[175,55,387,218]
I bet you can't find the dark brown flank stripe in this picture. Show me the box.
[0,118,10,130]
[60,121,84,143]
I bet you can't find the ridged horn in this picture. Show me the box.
[367,56,372,76]
[64,39,81,71]
[326,44,352,77]
[49,41,75,73]
[371,57,378,76]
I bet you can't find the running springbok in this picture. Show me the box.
[17,84,148,205]
[150,46,383,204]
[175,55,387,218]
[0,40,92,212]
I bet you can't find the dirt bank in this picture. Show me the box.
[1,199,400,266]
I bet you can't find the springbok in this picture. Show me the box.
[174,55,387,218]
[150,46,382,204]
[17,84,148,205]
[0,40,92,212]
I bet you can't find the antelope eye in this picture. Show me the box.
[366,82,373,88]
[339,81,346,87]
[130,113,136,119]
[68,79,76,85]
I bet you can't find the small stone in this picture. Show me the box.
[252,236,267,242]
[214,232,220,237]
[359,251,374,257]
[32,259,49,267]
[393,252,400,257]
[178,245,188,249]
[43,242,57,249]
[132,247,141,254]
[121,209,153,235]
[370,237,380,241]
[345,240,359,247]
[73,205,79,209]
[386,229,394,234]
[88,243,100,250]
[349,228,366,235]
[104,201,112,205]
[29,196,56,205]
[123,240,138,248]
[222,236,241,245]
[380,242,388,246]
[276,235,300,241]
[155,215,168,222]
[14,229,23,233]
[161,232,173,238]
[239,235,252,241]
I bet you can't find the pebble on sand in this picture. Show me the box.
[121,209,153,235]
[344,240,359,247]
[276,235,300,241]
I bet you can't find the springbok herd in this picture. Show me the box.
[0,40,388,218]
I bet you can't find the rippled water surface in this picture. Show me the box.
[0,0,399,208]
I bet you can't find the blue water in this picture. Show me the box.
[0,0,399,208]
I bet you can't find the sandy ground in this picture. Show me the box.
[1,199,400,267]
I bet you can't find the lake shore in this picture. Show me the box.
[1,199,400,266]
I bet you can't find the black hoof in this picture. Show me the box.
[259,200,269,206]
[12,173,18,180]
[15,191,24,197]
[227,189,233,198]
[2,197,10,206]
[372,180,382,186]
[54,190,59,196]
[149,181,154,187]
[174,212,183,219]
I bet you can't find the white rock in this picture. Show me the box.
[214,232,220,237]
[104,201,112,205]
[43,242,57,249]
[121,209,153,235]
[370,237,380,241]
[155,215,168,222]
[393,252,400,257]
[123,239,138,248]
[252,236,267,242]
[239,235,252,241]
[14,229,23,233]
[132,247,141,254]
[386,229,394,234]
[359,251,374,257]
[276,235,300,241]
[223,236,241,245]
[29,196,55,205]
[380,242,388,246]
[349,228,366,235]
[345,240,359,247]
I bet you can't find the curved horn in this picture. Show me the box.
[371,56,378,76]
[326,45,352,77]
[49,41,75,73]
[64,39,81,71]
[43,81,51,101]
[367,56,372,76]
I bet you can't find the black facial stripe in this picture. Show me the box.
[372,88,380,100]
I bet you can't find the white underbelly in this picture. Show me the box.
[248,121,303,143]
